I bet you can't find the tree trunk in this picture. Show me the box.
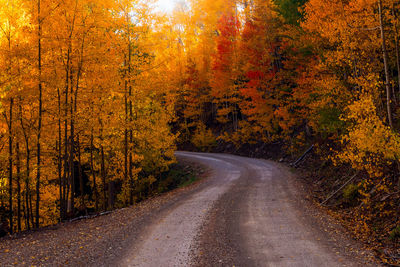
[77,137,85,212]
[101,145,106,211]
[20,112,31,230]
[127,27,134,205]
[108,181,115,210]
[29,186,34,228]
[26,150,31,230]
[124,56,129,205]
[23,190,28,231]
[69,69,75,216]
[100,118,106,210]
[64,66,69,216]
[8,98,13,234]
[379,0,394,128]
[16,142,21,232]
[57,87,64,221]
[36,0,43,229]
[90,132,98,211]
[393,2,400,99]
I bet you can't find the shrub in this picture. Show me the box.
[389,226,400,242]
[343,183,359,204]
[191,123,216,152]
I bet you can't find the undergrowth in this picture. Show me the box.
[157,162,200,194]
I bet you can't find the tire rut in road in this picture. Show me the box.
[191,157,256,267]
[190,154,377,267]
[121,153,242,267]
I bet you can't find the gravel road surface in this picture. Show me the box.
[0,152,376,266]
[121,152,376,267]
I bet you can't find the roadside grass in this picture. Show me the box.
[157,162,202,194]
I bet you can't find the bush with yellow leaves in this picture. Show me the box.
[191,123,217,152]
[335,95,400,178]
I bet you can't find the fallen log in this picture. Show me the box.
[291,145,314,167]
[321,171,359,205]
[68,211,113,223]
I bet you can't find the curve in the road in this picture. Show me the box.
[120,152,375,267]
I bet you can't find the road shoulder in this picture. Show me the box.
[0,159,209,267]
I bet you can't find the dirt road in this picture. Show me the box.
[121,152,375,267]
[0,152,375,266]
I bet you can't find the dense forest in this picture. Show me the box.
[1,0,400,256]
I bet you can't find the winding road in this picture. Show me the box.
[120,152,374,267]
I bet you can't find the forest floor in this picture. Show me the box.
[0,152,378,266]
[0,159,207,266]
[296,152,400,266]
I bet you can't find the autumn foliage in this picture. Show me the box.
[169,0,400,259]
[0,0,177,233]
[2,0,400,259]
